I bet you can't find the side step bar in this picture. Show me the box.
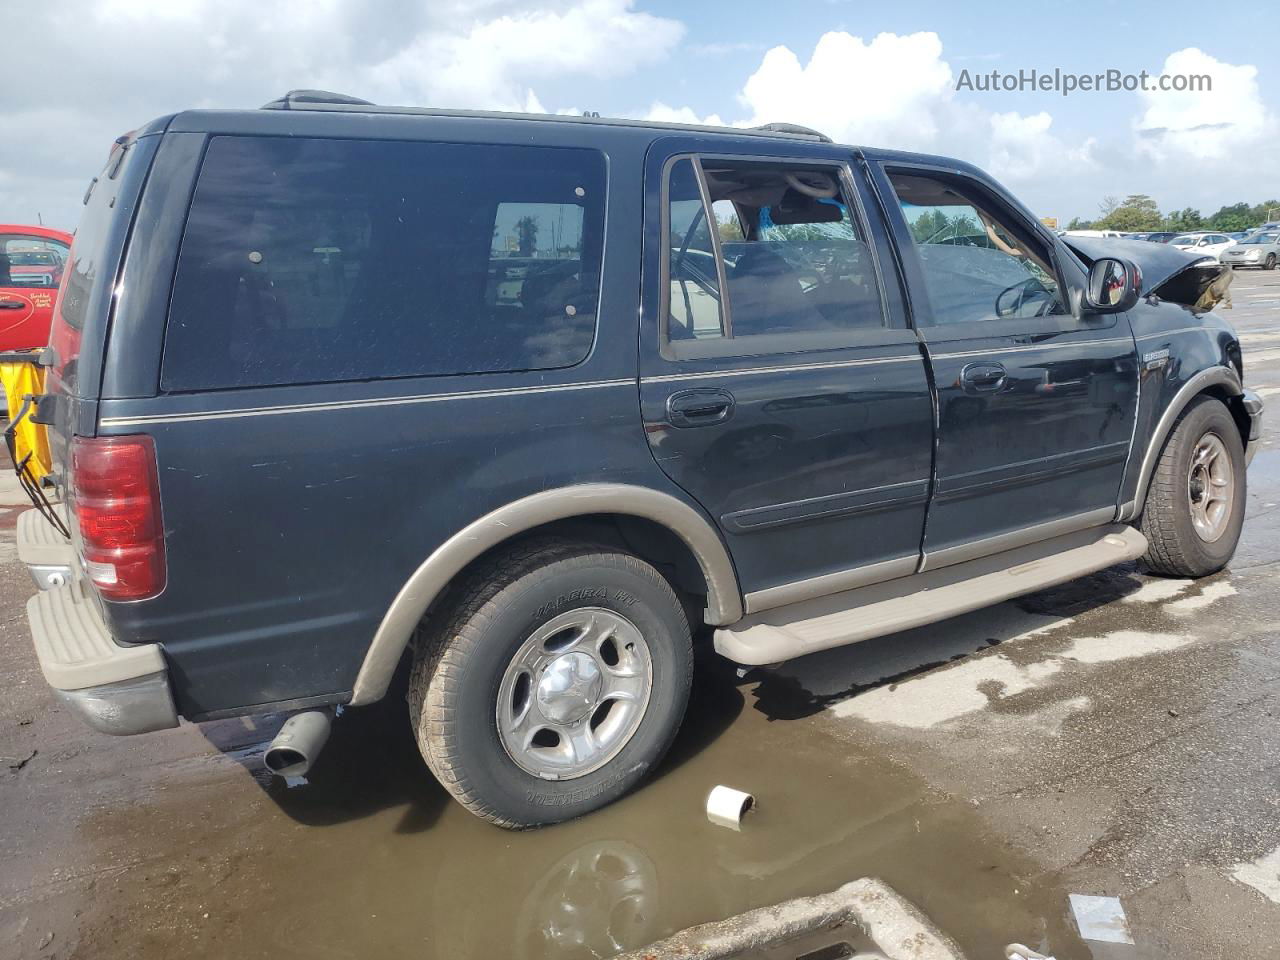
[715,523,1147,665]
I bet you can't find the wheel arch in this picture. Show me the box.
[1122,364,1246,521]
[349,484,742,705]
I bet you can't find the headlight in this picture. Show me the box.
[1246,249,1261,259]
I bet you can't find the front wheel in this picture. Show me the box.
[1266,253,1277,271]
[1139,396,1246,577]
[408,539,693,828]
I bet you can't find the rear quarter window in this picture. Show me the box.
[161,136,606,392]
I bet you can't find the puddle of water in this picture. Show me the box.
[69,657,1093,960]
[1233,846,1280,905]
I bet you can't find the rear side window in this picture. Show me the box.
[162,137,606,391]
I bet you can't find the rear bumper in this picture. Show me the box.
[23,546,177,736]
[1243,388,1264,466]
[17,507,73,590]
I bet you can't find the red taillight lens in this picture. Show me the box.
[71,435,166,601]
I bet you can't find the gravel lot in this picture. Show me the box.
[2,268,1279,960]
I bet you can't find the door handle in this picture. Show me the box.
[667,388,735,428]
[959,361,1007,393]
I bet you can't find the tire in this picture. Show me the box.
[1139,396,1246,577]
[408,538,693,828]
[1266,253,1277,271]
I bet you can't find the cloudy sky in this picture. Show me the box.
[4,0,1276,230]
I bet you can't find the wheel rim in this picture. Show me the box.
[1187,432,1234,543]
[497,608,653,780]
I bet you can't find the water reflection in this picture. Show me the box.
[515,840,659,959]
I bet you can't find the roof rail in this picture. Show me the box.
[751,122,831,143]
[255,93,835,144]
[261,90,374,110]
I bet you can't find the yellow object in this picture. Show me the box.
[0,359,52,483]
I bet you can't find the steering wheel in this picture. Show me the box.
[996,277,1053,318]
[784,172,838,198]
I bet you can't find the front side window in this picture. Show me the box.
[163,137,605,391]
[888,171,1066,326]
[0,235,70,289]
[663,156,885,353]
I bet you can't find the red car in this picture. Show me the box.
[0,225,74,352]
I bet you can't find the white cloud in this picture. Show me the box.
[738,31,954,151]
[0,0,683,226]
[366,0,683,109]
[1136,47,1274,162]
[640,102,726,127]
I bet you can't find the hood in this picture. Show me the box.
[1061,236,1211,290]
[1061,235,1231,312]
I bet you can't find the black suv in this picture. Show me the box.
[18,92,1263,828]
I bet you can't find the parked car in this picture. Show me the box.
[1063,229,1124,239]
[1141,232,1178,243]
[1169,232,1236,261]
[0,225,73,352]
[17,92,1263,828]
[1221,232,1280,270]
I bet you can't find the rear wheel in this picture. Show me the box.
[408,539,693,828]
[1139,396,1246,577]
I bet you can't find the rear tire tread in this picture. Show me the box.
[407,537,689,828]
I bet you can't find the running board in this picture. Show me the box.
[714,523,1147,665]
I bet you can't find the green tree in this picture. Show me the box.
[1097,194,1162,231]
[1250,200,1280,225]
[1163,207,1203,232]
[515,215,539,256]
[1066,216,1094,231]
[1206,202,1252,232]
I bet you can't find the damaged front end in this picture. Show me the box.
[1063,236,1233,312]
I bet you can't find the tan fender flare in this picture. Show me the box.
[349,484,742,705]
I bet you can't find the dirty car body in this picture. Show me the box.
[16,96,1263,826]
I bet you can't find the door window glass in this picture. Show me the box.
[887,172,1066,326]
[663,158,885,349]
[0,235,70,289]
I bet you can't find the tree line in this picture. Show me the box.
[1067,195,1280,233]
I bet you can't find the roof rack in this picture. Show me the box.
[257,91,833,143]
[261,90,375,110]
[751,122,832,143]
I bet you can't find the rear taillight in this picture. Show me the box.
[71,435,166,601]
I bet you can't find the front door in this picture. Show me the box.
[876,164,1138,568]
[0,230,71,351]
[639,138,935,611]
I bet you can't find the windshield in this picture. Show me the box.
[1242,233,1279,244]
[1170,235,1198,245]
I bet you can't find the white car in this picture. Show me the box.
[1169,232,1236,261]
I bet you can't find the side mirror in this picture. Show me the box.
[1085,257,1142,313]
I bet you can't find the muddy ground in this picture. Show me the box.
[2,269,1280,960]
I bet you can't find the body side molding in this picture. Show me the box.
[1119,365,1244,522]
[349,484,743,705]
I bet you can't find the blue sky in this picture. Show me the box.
[3,0,1276,229]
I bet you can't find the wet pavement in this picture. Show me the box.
[3,269,1280,960]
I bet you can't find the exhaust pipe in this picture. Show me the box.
[263,710,332,777]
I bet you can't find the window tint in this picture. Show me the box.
[888,172,1066,326]
[163,137,605,392]
[0,235,69,289]
[664,157,885,351]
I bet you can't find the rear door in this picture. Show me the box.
[0,231,71,351]
[639,137,934,612]
[874,162,1138,568]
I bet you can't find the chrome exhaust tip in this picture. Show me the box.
[263,710,332,777]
